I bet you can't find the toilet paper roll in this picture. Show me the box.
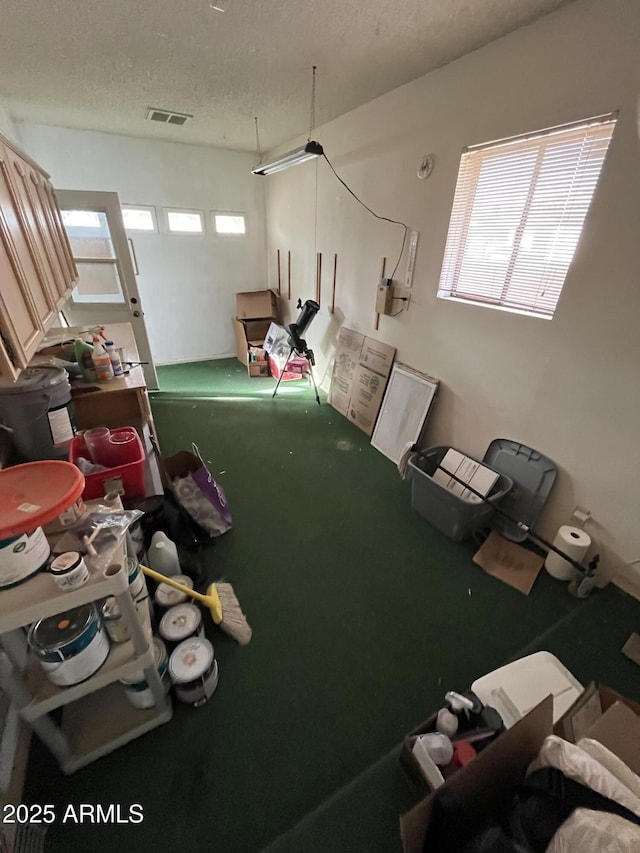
[545,525,591,581]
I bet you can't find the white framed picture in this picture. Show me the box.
[371,363,439,464]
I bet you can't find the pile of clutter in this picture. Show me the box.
[404,690,505,790]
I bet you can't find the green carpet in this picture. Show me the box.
[24,359,640,853]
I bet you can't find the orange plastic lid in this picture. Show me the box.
[0,461,84,539]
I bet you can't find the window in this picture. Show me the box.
[438,114,617,318]
[61,210,101,229]
[122,205,157,232]
[166,209,205,233]
[213,213,246,235]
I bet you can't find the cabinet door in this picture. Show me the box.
[0,147,58,325]
[14,159,70,308]
[36,175,78,300]
[0,146,56,331]
[0,145,48,369]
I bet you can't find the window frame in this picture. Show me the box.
[437,113,617,319]
[211,211,247,236]
[121,204,158,233]
[164,207,206,235]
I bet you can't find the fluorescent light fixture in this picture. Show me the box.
[252,140,324,176]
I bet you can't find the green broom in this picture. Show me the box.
[141,565,252,645]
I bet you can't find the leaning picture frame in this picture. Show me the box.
[371,363,439,464]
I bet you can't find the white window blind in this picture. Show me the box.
[438,114,617,318]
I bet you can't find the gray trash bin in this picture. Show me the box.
[408,446,513,542]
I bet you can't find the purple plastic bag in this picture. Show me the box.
[164,444,232,536]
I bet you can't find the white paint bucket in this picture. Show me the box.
[169,638,218,707]
[159,603,203,647]
[0,527,50,589]
[50,551,89,592]
[120,638,170,710]
[154,575,194,610]
[28,604,110,686]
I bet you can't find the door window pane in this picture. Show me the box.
[62,210,115,259]
[72,261,125,303]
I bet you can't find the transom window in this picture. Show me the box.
[437,114,617,318]
[214,213,246,235]
[166,209,205,234]
[122,205,157,232]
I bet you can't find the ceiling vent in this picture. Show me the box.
[146,108,193,126]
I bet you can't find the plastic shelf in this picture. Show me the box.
[60,682,172,774]
[0,554,129,634]
[0,518,172,774]
[21,603,154,721]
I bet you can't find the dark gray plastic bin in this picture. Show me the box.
[408,446,514,543]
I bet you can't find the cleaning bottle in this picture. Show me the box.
[147,531,181,576]
[74,338,97,383]
[104,341,124,377]
[91,336,114,382]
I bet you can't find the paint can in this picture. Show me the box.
[127,557,148,600]
[159,603,203,648]
[120,638,170,710]
[169,637,219,707]
[49,551,89,592]
[0,527,50,589]
[28,603,110,686]
[101,597,130,643]
[154,575,194,611]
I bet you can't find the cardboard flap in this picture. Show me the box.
[400,695,553,853]
[582,701,640,775]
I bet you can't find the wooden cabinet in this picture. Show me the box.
[0,133,77,380]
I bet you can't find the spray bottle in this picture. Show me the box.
[91,336,114,382]
[569,554,600,598]
[74,338,97,383]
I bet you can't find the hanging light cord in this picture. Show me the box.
[254,116,262,160]
[321,152,408,279]
[308,66,317,142]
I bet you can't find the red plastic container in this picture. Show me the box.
[70,428,145,500]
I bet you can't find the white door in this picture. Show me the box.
[56,189,158,389]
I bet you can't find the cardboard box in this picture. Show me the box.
[248,360,269,377]
[247,346,269,377]
[268,353,308,381]
[236,289,278,320]
[400,696,554,853]
[401,687,640,852]
[328,327,396,436]
[232,318,272,366]
[554,684,640,750]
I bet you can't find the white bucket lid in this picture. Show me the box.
[159,603,201,641]
[154,575,193,607]
[169,637,214,683]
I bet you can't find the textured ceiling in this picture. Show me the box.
[0,0,575,153]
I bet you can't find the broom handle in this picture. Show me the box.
[430,461,589,575]
[140,564,210,605]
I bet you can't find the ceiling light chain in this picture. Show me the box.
[308,65,317,142]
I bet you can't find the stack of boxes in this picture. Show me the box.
[231,290,279,377]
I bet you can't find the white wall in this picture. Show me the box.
[264,0,640,587]
[16,124,267,364]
